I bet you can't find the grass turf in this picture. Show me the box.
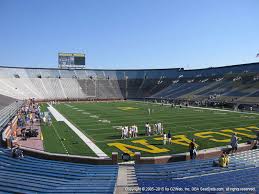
[49,101,259,157]
[40,103,97,156]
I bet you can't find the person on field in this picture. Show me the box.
[161,125,164,135]
[230,133,238,154]
[132,124,138,137]
[157,122,162,134]
[121,127,124,139]
[148,124,152,136]
[128,126,133,138]
[124,126,129,138]
[145,123,149,135]
[130,125,135,138]
[134,124,138,137]
[163,132,167,145]
[189,139,198,160]
[154,123,158,134]
[167,131,172,144]
[48,117,52,126]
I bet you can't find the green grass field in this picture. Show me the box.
[40,104,96,156]
[39,100,259,157]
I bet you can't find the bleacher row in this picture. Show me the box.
[0,94,23,128]
[0,148,258,193]
[0,78,123,100]
[1,63,259,101]
[1,62,259,79]
[135,149,259,193]
[0,148,118,194]
[150,79,259,100]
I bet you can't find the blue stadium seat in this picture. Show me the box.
[0,148,118,194]
[135,149,259,194]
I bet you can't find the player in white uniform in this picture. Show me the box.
[163,133,167,145]
[128,126,132,138]
[135,125,138,137]
[124,126,128,139]
[148,124,151,136]
[157,122,162,134]
[121,127,124,139]
[145,123,149,135]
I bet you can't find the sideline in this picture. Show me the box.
[138,100,259,116]
[187,105,259,116]
[47,104,108,158]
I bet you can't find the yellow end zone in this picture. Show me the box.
[117,107,139,111]
[108,125,258,156]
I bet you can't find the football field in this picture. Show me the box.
[42,101,259,157]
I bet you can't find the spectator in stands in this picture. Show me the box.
[25,115,30,126]
[17,116,23,127]
[12,145,24,158]
[213,152,230,167]
[29,112,33,122]
[230,133,239,154]
[189,139,197,160]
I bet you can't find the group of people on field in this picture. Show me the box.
[121,125,138,139]
[121,122,165,139]
[145,122,164,136]
[163,131,172,145]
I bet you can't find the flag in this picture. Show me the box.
[256,53,259,57]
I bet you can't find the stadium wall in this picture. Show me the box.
[18,147,118,165]
[134,141,257,164]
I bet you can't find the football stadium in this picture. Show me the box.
[1,0,259,193]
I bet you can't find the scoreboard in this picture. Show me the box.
[58,53,85,69]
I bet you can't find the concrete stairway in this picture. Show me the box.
[115,163,141,194]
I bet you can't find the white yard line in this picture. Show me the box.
[51,123,69,154]
[47,104,108,158]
